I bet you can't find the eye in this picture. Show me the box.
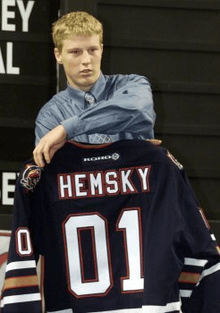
[70,49,81,55]
[89,48,98,54]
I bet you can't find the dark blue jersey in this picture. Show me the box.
[1,140,220,313]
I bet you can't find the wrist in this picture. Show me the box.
[61,116,81,139]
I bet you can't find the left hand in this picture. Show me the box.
[147,139,162,146]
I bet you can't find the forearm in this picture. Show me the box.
[63,103,154,137]
[35,76,156,144]
[62,79,156,139]
[35,117,60,146]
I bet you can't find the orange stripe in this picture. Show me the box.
[69,141,112,149]
[178,272,200,284]
[0,253,8,267]
[4,275,39,290]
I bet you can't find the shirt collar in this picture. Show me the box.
[66,72,106,109]
[66,83,85,108]
[90,72,106,102]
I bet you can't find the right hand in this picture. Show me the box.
[33,125,67,167]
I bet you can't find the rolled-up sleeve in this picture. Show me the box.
[62,75,156,139]
[35,107,62,146]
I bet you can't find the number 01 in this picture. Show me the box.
[63,208,143,298]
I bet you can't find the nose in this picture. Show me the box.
[82,51,91,65]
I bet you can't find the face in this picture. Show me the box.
[54,34,103,91]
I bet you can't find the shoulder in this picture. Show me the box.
[122,140,184,170]
[104,73,150,88]
[104,74,149,84]
[36,89,69,120]
[101,74,151,96]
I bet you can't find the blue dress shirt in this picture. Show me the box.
[35,72,156,145]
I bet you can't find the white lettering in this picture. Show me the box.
[57,166,150,200]
[0,42,20,74]
[0,48,6,73]
[89,172,103,196]
[137,167,150,191]
[2,0,16,31]
[7,42,20,74]
[83,155,113,162]
[74,174,87,197]
[2,172,16,205]
[120,169,136,194]
[59,175,72,199]
[1,0,35,32]
[16,228,32,256]
[105,171,118,194]
[16,0,35,32]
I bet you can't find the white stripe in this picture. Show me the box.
[211,234,216,241]
[47,309,73,313]
[198,262,220,284]
[6,260,36,272]
[35,303,182,313]
[0,230,11,235]
[88,309,141,313]
[184,258,208,267]
[0,293,41,308]
[90,302,181,313]
[143,301,181,313]
[179,289,193,298]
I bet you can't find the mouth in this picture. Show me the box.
[80,69,92,74]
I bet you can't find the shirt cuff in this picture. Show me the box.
[61,116,84,139]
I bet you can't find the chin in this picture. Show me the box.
[82,78,96,87]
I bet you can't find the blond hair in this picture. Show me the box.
[52,11,103,52]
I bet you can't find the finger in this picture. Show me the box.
[33,147,45,168]
[34,153,45,168]
[147,139,162,146]
[42,144,51,165]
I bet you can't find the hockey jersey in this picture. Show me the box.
[1,140,220,313]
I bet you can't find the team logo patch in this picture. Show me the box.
[167,151,183,170]
[20,164,42,191]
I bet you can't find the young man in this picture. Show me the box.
[33,11,157,167]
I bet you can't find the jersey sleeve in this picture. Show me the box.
[178,170,220,313]
[0,165,43,313]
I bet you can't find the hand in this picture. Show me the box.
[147,139,162,146]
[33,125,67,167]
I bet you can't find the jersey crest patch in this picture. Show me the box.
[167,151,183,170]
[20,164,42,191]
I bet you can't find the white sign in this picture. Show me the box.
[0,172,19,206]
[0,0,35,74]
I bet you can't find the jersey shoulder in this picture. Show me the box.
[54,140,184,172]
[19,160,43,192]
[115,140,184,170]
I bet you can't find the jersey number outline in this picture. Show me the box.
[63,208,143,298]
[15,227,33,257]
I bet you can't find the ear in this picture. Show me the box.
[54,47,63,64]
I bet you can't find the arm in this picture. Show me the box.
[178,171,220,312]
[0,166,43,312]
[34,75,156,166]
[62,75,156,139]
[33,125,67,167]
